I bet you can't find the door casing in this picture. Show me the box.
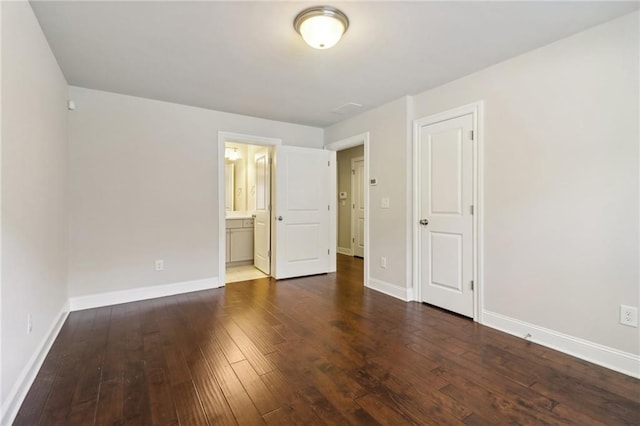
[325,133,370,287]
[412,102,484,322]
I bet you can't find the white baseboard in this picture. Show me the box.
[337,247,353,256]
[482,310,640,378]
[1,303,69,426]
[367,278,412,302]
[406,287,415,302]
[69,276,222,311]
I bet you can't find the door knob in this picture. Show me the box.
[277,216,283,221]
[419,219,429,226]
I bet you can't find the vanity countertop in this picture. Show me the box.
[226,211,254,220]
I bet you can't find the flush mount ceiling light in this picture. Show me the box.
[294,6,349,49]
[225,148,240,161]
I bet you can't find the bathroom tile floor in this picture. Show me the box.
[226,263,269,283]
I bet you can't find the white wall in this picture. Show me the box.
[412,11,639,356]
[68,87,323,299]
[326,12,639,368]
[326,97,412,299]
[1,1,69,421]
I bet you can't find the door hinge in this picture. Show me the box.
[352,237,355,243]
[470,205,474,215]
[470,280,474,290]
[268,250,271,258]
[328,249,330,255]
[328,160,330,167]
[328,204,330,211]
[352,203,355,209]
[470,130,475,140]
[352,169,355,175]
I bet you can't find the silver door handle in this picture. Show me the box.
[419,219,429,226]
[277,216,283,221]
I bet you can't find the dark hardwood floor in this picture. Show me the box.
[15,255,640,425]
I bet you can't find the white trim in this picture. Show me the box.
[0,1,3,417]
[337,247,353,256]
[406,288,415,302]
[328,151,337,272]
[218,132,282,285]
[69,277,221,311]
[325,132,370,288]
[405,96,415,301]
[1,303,69,426]
[368,278,413,302]
[482,310,640,378]
[412,101,485,321]
[325,133,368,152]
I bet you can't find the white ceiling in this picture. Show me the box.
[31,1,638,127]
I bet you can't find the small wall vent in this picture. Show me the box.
[332,102,363,115]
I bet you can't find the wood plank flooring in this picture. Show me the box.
[15,255,640,425]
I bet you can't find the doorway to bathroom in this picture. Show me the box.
[224,140,273,283]
[219,131,332,284]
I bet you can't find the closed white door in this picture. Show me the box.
[351,156,365,258]
[253,147,271,274]
[417,114,474,317]
[274,145,330,279]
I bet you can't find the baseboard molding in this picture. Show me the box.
[337,247,353,256]
[482,310,640,378]
[69,276,222,311]
[406,287,415,302]
[1,303,69,426]
[367,278,412,302]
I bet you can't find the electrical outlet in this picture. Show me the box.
[27,313,32,334]
[620,305,638,327]
[380,257,387,269]
[155,259,164,271]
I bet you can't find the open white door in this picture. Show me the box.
[273,145,330,279]
[351,156,365,258]
[253,147,271,274]
[418,113,474,317]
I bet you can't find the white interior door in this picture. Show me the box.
[418,114,474,317]
[253,147,271,274]
[274,145,330,279]
[351,156,365,258]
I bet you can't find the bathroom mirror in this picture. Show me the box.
[225,143,250,213]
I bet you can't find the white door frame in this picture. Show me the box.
[325,133,370,287]
[350,156,364,257]
[218,131,281,286]
[412,102,484,322]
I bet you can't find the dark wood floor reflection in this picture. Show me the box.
[16,255,640,425]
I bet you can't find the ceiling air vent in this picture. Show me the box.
[332,102,363,115]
